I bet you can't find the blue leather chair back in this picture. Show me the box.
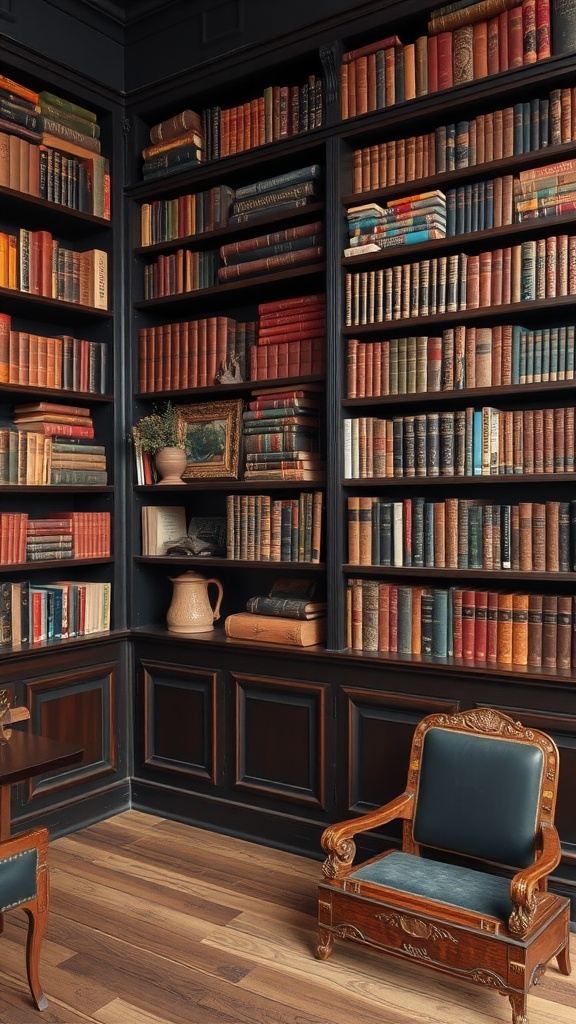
[413,727,544,867]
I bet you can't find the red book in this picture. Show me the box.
[507,5,524,67]
[498,11,509,70]
[437,33,453,90]
[452,588,463,659]
[474,591,488,662]
[487,591,499,664]
[378,582,390,652]
[487,16,500,74]
[536,0,551,58]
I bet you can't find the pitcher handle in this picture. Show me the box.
[206,579,224,622]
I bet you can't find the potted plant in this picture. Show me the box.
[132,402,187,485]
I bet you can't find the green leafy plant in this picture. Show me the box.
[131,401,187,454]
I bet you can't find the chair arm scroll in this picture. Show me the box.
[508,823,562,937]
[321,792,413,879]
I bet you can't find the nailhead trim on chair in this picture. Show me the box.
[0,850,36,911]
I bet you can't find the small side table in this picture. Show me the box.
[0,731,84,840]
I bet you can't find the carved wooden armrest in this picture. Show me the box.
[321,792,413,878]
[508,823,562,937]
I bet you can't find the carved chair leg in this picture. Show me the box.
[23,903,48,1010]
[317,927,334,960]
[508,990,529,1024]
[557,941,572,977]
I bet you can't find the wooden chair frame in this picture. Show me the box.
[317,709,571,1024]
[0,827,50,1011]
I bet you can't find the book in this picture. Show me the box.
[224,610,326,646]
[245,594,326,619]
[234,165,322,199]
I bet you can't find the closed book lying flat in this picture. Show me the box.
[224,611,326,646]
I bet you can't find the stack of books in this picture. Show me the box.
[142,108,204,181]
[39,89,101,156]
[12,401,107,485]
[225,577,327,646]
[218,219,324,282]
[228,164,322,226]
[345,191,446,255]
[249,293,325,380]
[26,517,73,561]
[514,156,576,222]
[0,73,42,145]
[242,386,325,482]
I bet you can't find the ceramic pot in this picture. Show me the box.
[166,571,224,633]
[154,446,187,485]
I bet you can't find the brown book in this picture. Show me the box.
[487,591,499,664]
[518,502,533,571]
[546,501,560,571]
[512,592,529,666]
[497,592,514,665]
[428,0,522,35]
[542,595,558,668]
[473,19,489,76]
[528,593,543,667]
[224,611,326,646]
[453,25,474,83]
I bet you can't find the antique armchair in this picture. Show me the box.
[0,827,50,1010]
[317,708,571,1024]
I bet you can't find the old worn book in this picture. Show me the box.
[224,610,326,646]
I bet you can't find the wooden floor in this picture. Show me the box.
[0,811,574,1024]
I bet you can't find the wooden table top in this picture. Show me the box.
[0,731,83,786]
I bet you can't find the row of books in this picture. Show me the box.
[347,496,576,572]
[225,492,323,562]
[201,75,324,162]
[140,185,236,246]
[143,248,219,299]
[0,131,109,218]
[343,405,576,479]
[0,579,111,647]
[0,511,111,564]
[0,228,108,307]
[346,578,574,669]
[137,318,257,392]
[139,166,323,246]
[344,235,576,325]
[0,314,108,393]
[0,438,106,485]
[346,324,576,398]
[351,86,576,192]
[243,387,324,482]
[0,74,109,217]
[341,0,553,120]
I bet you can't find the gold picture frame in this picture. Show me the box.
[177,399,243,480]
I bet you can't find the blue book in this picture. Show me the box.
[379,502,392,566]
[446,190,457,235]
[397,586,413,655]
[432,589,448,658]
[371,500,381,566]
[542,329,550,381]
[512,325,522,384]
[424,502,435,566]
[473,411,482,475]
[234,164,322,199]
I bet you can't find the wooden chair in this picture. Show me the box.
[317,708,571,1024]
[0,827,50,1010]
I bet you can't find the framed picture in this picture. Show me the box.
[177,399,243,480]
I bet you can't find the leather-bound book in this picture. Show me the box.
[556,594,572,669]
[542,594,558,668]
[512,592,529,665]
[497,592,514,664]
[528,593,543,667]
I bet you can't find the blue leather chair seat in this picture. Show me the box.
[349,850,512,920]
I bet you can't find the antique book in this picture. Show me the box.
[224,611,326,646]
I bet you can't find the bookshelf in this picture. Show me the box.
[0,36,130,836]
[123,0,576,911]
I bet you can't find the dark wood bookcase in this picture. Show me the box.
[1,0,575,921]
[0,36,131,834]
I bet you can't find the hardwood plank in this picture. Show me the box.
[0,812,572,1024]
